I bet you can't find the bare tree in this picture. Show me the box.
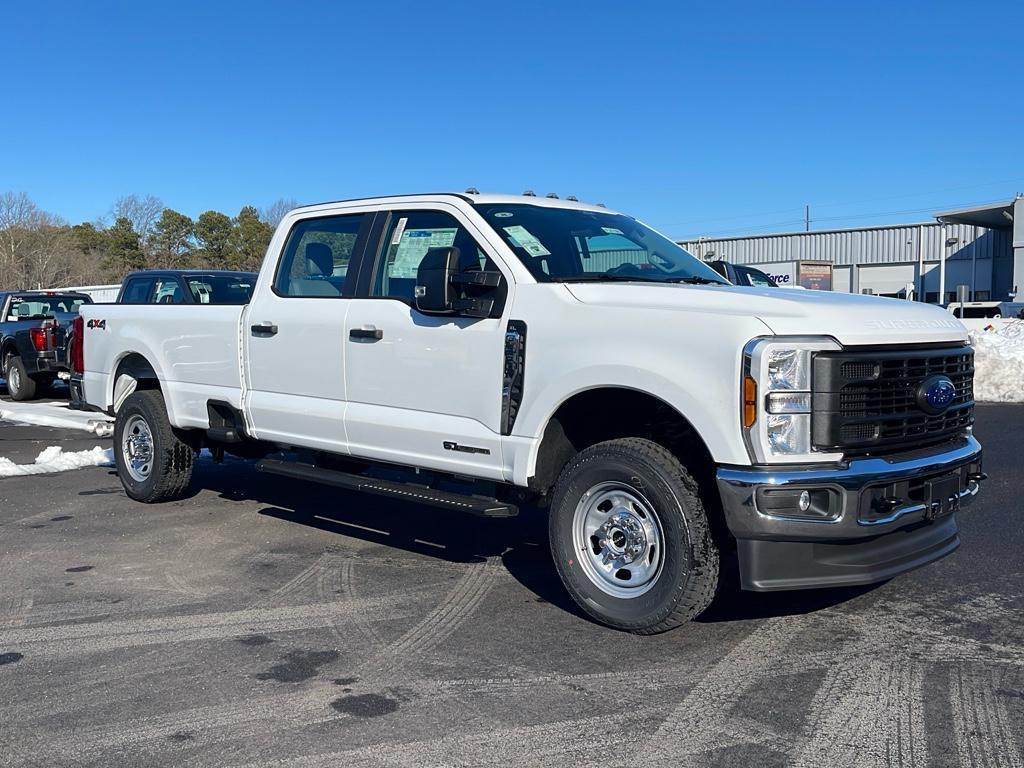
[259,198,298,228]
[0,192,47,288]
[111,194,163,242]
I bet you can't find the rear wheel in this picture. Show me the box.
[114,390,194,502]
[549,438,719,634]
[4,354,37,401]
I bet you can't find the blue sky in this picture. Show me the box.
[2,0,1021,239]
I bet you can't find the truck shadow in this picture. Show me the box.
[198,460,884,626]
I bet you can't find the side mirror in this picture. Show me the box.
[415,247,502,318]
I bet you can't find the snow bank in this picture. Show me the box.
[0,399,114,436]
[969,320,1024,403]
[0,446,114,478]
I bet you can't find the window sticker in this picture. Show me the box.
[390,227,458,278]
[493,211,513,218]
[390,217,408,245]
[503,225,551,257]
[601,227,624,235]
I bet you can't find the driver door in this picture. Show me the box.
[343,205,511,480]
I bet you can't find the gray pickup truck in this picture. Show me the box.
[0,290,92,400]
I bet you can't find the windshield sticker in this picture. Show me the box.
[503,225,551,257]
[493,211,513,218]
[390,217,408,246]
[390,227,458,278]
[601,227,624,235]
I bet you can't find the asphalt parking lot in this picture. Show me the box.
[0,400,1021,767]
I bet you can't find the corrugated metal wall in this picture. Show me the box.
[679,223,1010,267]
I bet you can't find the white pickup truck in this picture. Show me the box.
[78,192,986,633]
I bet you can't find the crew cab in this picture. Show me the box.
[78,193,985,633]
[1,290,92,400]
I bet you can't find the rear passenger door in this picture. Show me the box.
[343,205,511,479]
[244,209,376,453]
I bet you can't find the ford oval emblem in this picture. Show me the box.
[916,374,956,415]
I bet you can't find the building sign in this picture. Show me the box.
[799,262,832,291]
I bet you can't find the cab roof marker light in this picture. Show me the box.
[546,193,559,199]
[566,195,578,201]
[523,190,537,197]
[464,187,479,194]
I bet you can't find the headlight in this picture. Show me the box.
[742,337,843,464]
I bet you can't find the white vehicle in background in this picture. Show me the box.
[77,192,986,633]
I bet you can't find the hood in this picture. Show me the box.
[563,283,968,347]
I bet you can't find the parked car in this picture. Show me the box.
[117,270,257,305]
[0,290,92,400]
[946,300,1024,319]
[77,193,985,633]
[706,260,779,287]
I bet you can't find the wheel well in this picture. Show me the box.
[112,354,161,410]
[531,388,726,541]
[1,339,17,360]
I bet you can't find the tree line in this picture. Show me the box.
[0,192,297,289]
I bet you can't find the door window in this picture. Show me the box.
[372,210,498,303]
[735,266,776,287]
[151,279,184,304]
[121,279,153,304]
[275,213,370,297]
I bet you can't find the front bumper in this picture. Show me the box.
[716,436,984,591]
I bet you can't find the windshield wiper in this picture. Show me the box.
[663,276,727,285]
[558,274,726,286]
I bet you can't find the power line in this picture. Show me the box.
[666,177,1024,230]
[684,196,1012,239]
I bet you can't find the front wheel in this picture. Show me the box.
[549,438,719,634]
[114,390,195,502]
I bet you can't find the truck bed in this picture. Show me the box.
[79,304,246,428]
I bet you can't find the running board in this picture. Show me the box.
[255,459,518,518]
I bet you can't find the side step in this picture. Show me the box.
[255,459,519,518]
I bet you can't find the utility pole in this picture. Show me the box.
[804,205,811,232]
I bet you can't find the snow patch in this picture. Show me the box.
[969,320,1024,403]
[0,399,114,436]
[0,446,114,478]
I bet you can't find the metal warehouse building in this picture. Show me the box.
[679,195,1024,304]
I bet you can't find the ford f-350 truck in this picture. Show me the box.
[78,193,985,633]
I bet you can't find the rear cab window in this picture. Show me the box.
[8,294,90,319]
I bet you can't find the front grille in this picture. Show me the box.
[812,345,974,455]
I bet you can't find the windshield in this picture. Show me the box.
[8,294,89,320]
[475,204,727,284]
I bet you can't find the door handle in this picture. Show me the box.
[251,322,278,337]
[349,326,383,341]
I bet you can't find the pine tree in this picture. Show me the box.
[100,217,146,280]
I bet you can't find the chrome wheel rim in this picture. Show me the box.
[571,482,665,598]
[122,414,154,482]
[8,363,20,394]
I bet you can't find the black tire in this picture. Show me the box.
[4,354,37,401]
[549,438,719,634]
[114,390,195,502]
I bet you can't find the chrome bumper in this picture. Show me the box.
[716,436,985,590]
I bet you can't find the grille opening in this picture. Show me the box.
[813,346,974,455]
